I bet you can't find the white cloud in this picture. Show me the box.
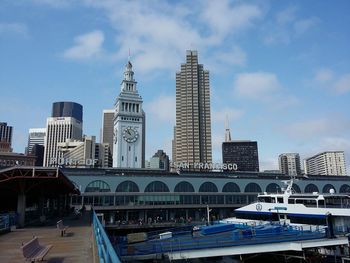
[0,23,28,37]
[200,1,262,42]
[212,107,244,124]
[144,95,175,123]
[276,6,297,25]
[311,69,350,94]
[334,73,350,94]
[63,30,104,60]
[284,118,350,140]
[263,6,319,45]
[294,17,319,36]
[205,46,247,73]
[80,0,263,74]
[234,72,282,99]
[313,68,334,83]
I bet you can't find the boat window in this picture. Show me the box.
[325,197,343,208]
[295,199,317,207]
[288,199,295,204]
[318,200,325,207]
[277,197,283,203]
[258,197,272,203]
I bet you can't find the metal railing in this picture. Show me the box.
[92,211,121,263]
[0,214,10,232]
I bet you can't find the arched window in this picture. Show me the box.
[85,180,111,192]
[266,183,281,193]
[304,184,319,193]
[144,181,169,192]
[322,184,336,193]
[199,182,218,192]
[244,183,262,193]
[222,182,240,192]
[174,181,195,192]
[116,181,139,192]
[340,184,350,193]
[292,184,301,193]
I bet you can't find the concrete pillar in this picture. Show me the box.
[17,193,26,228]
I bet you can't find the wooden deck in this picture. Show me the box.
[0,214,95,263]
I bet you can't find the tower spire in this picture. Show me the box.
[225,115,231,142]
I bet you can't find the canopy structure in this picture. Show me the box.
[0,166,79,227]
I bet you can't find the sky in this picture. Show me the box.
[0,0,349,172]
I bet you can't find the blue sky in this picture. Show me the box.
[1,0,349,172]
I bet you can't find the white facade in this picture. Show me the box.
[113,61,145,168]
[27,128,46,154]
[43,117,82,166]
[278,153,301,176]
[304,151,347,176]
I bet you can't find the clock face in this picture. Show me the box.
[123,127,139,143]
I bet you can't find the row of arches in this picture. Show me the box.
[84,180,350,194]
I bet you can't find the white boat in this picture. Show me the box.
[225,178,350,233]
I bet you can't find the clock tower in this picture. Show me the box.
[113,60,145,168]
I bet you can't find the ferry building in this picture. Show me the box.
[65,168,350,224]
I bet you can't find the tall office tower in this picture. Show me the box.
[150,150,170,171]
[278,153,301,176]
[173,50,212,167]
[222,140,259,172]
[101,109,114,167]
[43,102,83,166]
[0,122,13,146]
[26,128,46,154]
[52,102,83,122]
[113,60,145,168]
[304,151,347,176]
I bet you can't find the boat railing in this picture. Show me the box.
[0,214,10,232]
[117,223,326,257]
[92,210,122,263]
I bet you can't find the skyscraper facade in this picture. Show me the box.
[101,109,114,167]
[113,60,145,168]
[52,102,83,122]
[173,50,212,167]
[43,102,83,166]
[222,140,259,172]
[0,122,13,146]
[304,151,347,176]
[278,153,301,176]
[27,128,46,154]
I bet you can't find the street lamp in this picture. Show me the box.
[206,205,212,225]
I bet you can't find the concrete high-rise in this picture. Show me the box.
[279,153,301,176]
[43,102,83,166]
[101,109,114,167]
[173,50,212,167]
[26,128,46,154]
[304,151,347,176]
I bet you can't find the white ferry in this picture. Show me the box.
[228,178,350,232]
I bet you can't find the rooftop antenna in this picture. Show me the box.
[225,114,231,142]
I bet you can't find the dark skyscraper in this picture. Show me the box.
[173,50,212,167]
[222,140,259,172]
[52,102,83,122]
[0,122,13,146]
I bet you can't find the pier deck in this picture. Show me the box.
[0,214,94,263]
